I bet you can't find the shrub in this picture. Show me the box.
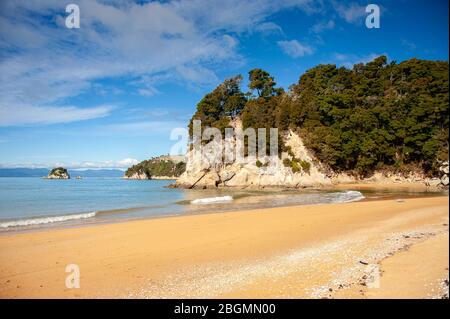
[291,159,301,173]
[300,160,311,174]
[256,160,263,168]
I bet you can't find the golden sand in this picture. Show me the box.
[0,196,448,298]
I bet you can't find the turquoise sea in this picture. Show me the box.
[0,177,443,232]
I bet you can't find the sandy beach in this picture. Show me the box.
[0,196,448,299]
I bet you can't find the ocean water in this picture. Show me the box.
[0,177,438,232]
[0,178,185,230]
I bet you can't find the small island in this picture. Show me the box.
[46,167,70,179]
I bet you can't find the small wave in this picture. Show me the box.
[334,190,365,203]
[0,211,97,228]
[191,196,233,204]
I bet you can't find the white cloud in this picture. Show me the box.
[0,104,113,126]
[332,1,366,24]
[278,40,314,58]
[116,158,139,167]
[401,39,417,51]
[332,52,387,68]
[254,22,284,35]
[103,120,185,135]
[0,0,320,126]
[67,158,139,169]
[310,20,335,34]
[0,158,139,170]
[138,87,159,97]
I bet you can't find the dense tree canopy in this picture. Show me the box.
[188,75,246,136]
[189,57,449,177]
[248,68,283,98]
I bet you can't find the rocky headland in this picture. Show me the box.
[175,120,449,189]
[124,155,185,180]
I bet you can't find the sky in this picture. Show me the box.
[0,0,448,169]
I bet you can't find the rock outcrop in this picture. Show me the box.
[46,167,70,179]
[176,121,332,189]
[438,161,449,187]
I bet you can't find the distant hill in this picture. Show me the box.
[0,168,124,177]
[0,168,49,177]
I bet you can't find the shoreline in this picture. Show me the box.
[0,187,446,236]
[173,180,447,192]
[0,196,448,298]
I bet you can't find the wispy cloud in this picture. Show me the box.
[310,20,335,34]
[254,22,284,35]
[0,0,320,127]
[0,104,113,126]
[0,158,139,170]
[103,120,185,135]
[332,1,366,24]
[401,39,417,51]
[331,52,387,68]
[66,158,139,170]
[137,87,159,97]
[278,40,314,58]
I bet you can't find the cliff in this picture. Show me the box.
[176,120,449,189]
[177,119,329,188]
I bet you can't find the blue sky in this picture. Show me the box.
[0,0,448,169]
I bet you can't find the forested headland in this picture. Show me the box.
[188,56,448,177]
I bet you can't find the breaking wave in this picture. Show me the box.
[0,211,97,228]
[333,190,365,203]
[191,196,233,204]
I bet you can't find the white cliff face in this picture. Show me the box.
[283,130,331,187]
[176,121,333,189]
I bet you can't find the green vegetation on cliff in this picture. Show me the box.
[125,156,186,179]
[189,56,449,177]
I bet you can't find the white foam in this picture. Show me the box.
[334,190,365,203]
[0,211,97,228]
[191,196,233,204]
